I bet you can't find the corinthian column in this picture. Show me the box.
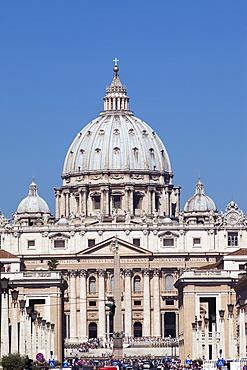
[124,269,132,337]
[79,270,88,341]
[69,271,77,341]
[153,269,161,337]
[98,269,106,339]
[143,269,151,337]
[0,292,9,356]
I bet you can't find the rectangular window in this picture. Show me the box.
[89,301,96,306]
[166,300,174,305]
[94,196,101,209]
[163,238,174,247]
[228,232,238,246]
[134,300,141,306]
[113,196,121,209]
[28,240,35,249]
[88,239,95,247]
[193,238,201,246]
[133,238,140,247]
[54,240,65,248]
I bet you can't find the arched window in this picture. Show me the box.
[89,276,96,293]
[165,274,174,291]
[134,275,141,292]
[110,275,114,292]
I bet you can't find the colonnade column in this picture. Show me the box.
[19,306,26,355]
[0,293,9,355]
[161,313,165,338]
[55,191,61,219]
[11,301,18,353]
[153,269,161,337]
[239,305,246,357]
[124,269,132,337]
[98,269,106,339]
[79,270,88,341]
[142,269,151,337]
[65,191,70,217]
[69,271,77,342]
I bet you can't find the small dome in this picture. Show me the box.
[162,217,172,223]
[57,218,69,225]
[17,181,50,214]
[184,179,216,212]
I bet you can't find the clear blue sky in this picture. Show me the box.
[0,0,246,219]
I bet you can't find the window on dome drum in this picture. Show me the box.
[28,240,35,249]
[165,274,174,291]
[134,300,141,306]
[134,275,141,292]
[155,196,160,211]
[172,203,176,217]
[89,277,96,293]
[228,232,238,246]
[193,238,201,246]
[54,240,65,248]
[88,239,95,247]
[133,194,142,210]
[94,196,101,209]
[89,301,96,307]
[163,238,174,247]
[113,196,121,209]
[133,238,140,247]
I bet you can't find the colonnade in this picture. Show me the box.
[0,293,55,361]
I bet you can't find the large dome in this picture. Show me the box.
[63,68,172,176]
[17,181,50,214]
[184,179,216,212]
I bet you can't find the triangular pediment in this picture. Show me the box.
[76,236,153,257]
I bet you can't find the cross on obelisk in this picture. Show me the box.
[112,237,123,359]
[113,57,119,66]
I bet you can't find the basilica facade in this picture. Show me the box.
[0,64,246,363]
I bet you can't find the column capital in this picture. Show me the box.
[79,269,87,278]
[142,268,151,277]
[152,268,160,277]
[97,269,106,277]
[124,269,132,277]
[68,270,77,278]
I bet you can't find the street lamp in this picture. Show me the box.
[1,277,9,296]
[42,319,46,326]
[211,313,216,322]
[37,316,42,325]
[19,299,26,310]
[204,317,209,325]
[46,322,50,329]
[31,311,38,322]
[239,297,245,307]
[219,310,225,319]
[11,289,19,302]
[26,306,33,315]
[192,322,197,330]
[228,304,234,313]
[50,324,55,330]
